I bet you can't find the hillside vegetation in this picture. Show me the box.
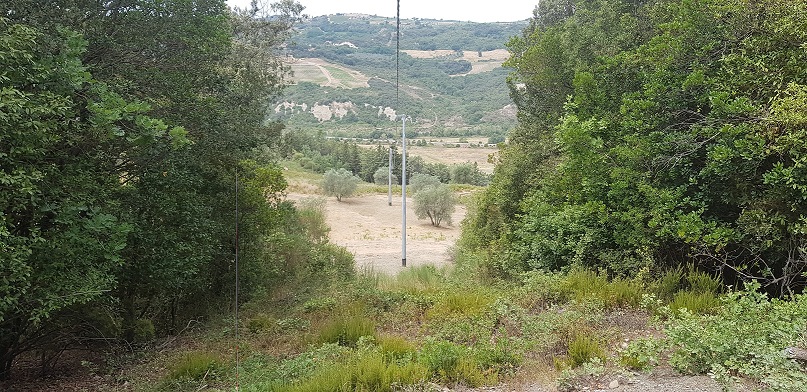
[272,15,526,138]
[3,0,807,391]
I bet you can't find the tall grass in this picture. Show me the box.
[561,268,642,308]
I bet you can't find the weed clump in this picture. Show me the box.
[317,313,376,347]
[564,334,605,369]
[167,351,222,382]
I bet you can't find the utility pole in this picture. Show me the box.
[401,115,407,267]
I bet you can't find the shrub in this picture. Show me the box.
[418,339,491,386]
[296,197,329,243]
[426,291,492,320]
[284,352,428,392]
[377,335,416,361]
[663,284,807,389]
[560,268,642,308]
[247,313,276,334]
[302,297,337,313]
[414,183,456,227]
[321,168,360,201]
[619,337,662,371]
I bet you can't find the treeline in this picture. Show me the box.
[292,15,526,56]
[463,0,807,295]
[0,0,347,380]
[284,132,489,186]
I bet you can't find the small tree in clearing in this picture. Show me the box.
[322,168,360,201]
[414,183,456,227]
[373,166,398,185]
[409,173,441,193]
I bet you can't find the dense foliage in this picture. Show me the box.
[463,0,807,295]
[0,0,349,380]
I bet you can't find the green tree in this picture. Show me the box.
[414,184,456,227]
[373,166,398,185]
[0,19,187,379]
[322,168,361,201]
[409,173,442,193]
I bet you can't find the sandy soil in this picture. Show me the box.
[287,192,466,275]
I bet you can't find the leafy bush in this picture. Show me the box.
[663,284,807,389]
[321,168,360,201]
[302,297,337,313]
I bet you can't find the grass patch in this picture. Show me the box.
[317,312,376,347]
[379,264,444,294]
[563,334,605,369]
[426,290,493,320]
[282,352,428,392]
[669,290,720,315]
[166,351,222,382]
[561,268,642,308]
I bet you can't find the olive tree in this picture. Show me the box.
[409,173,441,193]
[414,183,456,227]
[373,166,398,185]
[322,168,360,201]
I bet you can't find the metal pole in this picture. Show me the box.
[388,146,393,206]
[234,171,240,391]
[401,115,407,267]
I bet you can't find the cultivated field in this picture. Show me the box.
[402,49,510,75]
[357,139,499,174]
[288,57,370,88]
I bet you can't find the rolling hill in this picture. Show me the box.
[271,14,528,138]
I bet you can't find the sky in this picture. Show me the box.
[226,0,537,23]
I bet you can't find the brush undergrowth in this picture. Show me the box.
[137,242,807,392]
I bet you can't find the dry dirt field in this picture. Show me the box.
[407,145,498,174]
[286,191,466,275]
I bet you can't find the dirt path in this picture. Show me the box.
[288,193,465,275]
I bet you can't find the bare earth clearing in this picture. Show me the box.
[287,192,465,275]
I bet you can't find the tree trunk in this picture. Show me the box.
[0,345,15,381]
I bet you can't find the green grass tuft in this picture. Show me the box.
[565,334,605,368]
[167,351,221,381]
[317,313,376,347]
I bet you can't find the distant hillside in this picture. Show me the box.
[271,14,528,138]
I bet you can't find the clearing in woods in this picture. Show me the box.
[285,165,469,274]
